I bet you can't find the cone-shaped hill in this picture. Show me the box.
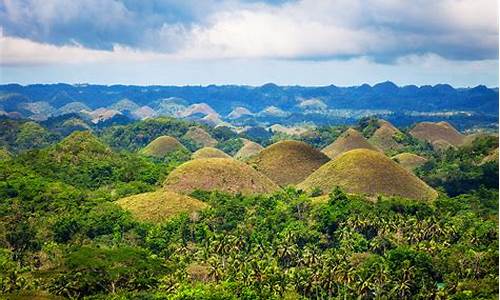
[322,128,380,159]
[248,140,330,186]
[51,130,114,160]
[369,120,403,152]
[183,127,218,148]
[141,136,188,158]
[117,190,208,223]
[409,122,465,147]
[164,158,279,195]
[392,153,428,171]
[234,138,264,160]
[481,148,499,164]
[192,147,231,159]
[298,149,437,201]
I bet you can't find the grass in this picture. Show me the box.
[298,149,438,201]
[248,140,330,186]
[140,136,188,158]
[116,189,208,223]
[409,121,465,147]
[183,126,217,147]
[164,158,279,195]
[0,147,12,160]
[322,128,380,159]
[392,152,428,171]
[482,147,499,164]
[234,138,263,160]
[368,121,403,152]
[192,147,231,159]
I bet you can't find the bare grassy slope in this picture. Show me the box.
[183,127,218,147]
[409,121,465,147]
[248,140,330,186]
[298,149,437,201]
[117,190,207,223]
[164,158,279,195]
[141,136,187,157]
[234,138,264,160]
[369,120,403,152]
[192,147,231,159]
[322,128,380,159]
[392,152,428,171]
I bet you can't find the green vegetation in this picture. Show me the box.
[0,116,497,299]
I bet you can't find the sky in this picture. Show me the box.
[0,0,498,87]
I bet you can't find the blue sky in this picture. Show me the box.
[0,0,498,87]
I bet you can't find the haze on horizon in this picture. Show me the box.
[0,0,498,87]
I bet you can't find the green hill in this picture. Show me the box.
[116,190,208,223]
[164,158,279,195]
[298,149,437,201]
[322,128,380,159]
[141,136,188,158]
[192,147,231,159]
[248,140,330,186]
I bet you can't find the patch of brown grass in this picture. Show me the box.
[183,126,218,147]
[248,140,330,186]
[392,152,428,171]
[164,158,279,195]
[141,136,187,158]
[116,189,208,223]
[322,128,380,159]
[234,138,264,160]
[409,121,465,147]
[481,148,499,164]
[298,149,437,201]
[369,121,403,152]
[192,147,231,159]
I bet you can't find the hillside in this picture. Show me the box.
[140,136,188,158]
[183,126,218,148]
[368,120,403,152]
[322,128,380,159]
[482,148,499,164]
[298,149,437,201]
[392,152,428,171]
[234,138,263,160]
[191,147,231,159]
[164,158,279,195]
[248,140,330,186]
[116,190,208,223]
[409,121,465,147]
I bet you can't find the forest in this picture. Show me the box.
[0,115,498,300]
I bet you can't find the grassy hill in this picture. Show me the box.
[164,158,279,195]
[234,138,263,160]
[191,147,231,159]
[482,147,499,164]
[183,126,218,148]
[368,120,403,152]
[298,149,437,201]
[248,140,330,186]
[116,190,208,223]
[409,121,465,147]
[141,136,188,158]
[322,128,380,159]
[392,152,428,171]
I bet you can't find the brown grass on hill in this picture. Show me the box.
[234,138,264,160]
[409,121,465,147]
[431,139,456,151]
[298,149,437,201]
[392,152,428,171]
[183,127,218,147]
[248,140,330,186]
[192,147,231,159]
[369,121,403,152]
[164,158,279,195]
[116,190,207,223]
[141,136,187,157]
[322,128,380,159]
[481,148,499,164]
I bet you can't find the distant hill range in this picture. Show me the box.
[0,82,498,130]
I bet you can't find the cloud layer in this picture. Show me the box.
[1,0,498,65]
